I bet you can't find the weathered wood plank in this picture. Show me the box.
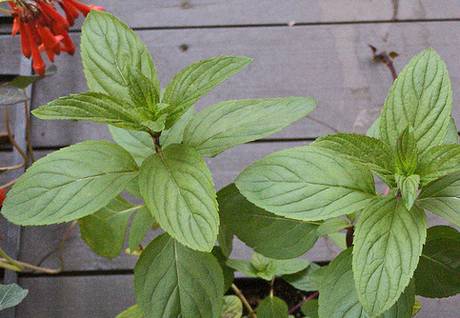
[3,1,460,32]
[29,21,460,146]
[16,275,460,318]
[0,35,21,75]
[17,275,135,318]
[70,1,460,29]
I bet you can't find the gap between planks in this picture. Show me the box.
[3,17,460,36]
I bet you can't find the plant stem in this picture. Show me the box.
[288,291,319,314]
[11,259,60,274]
[0,247,61,274]
[231,283,256,318]
[0,246,19,264]
[346,226,354,248]
[24,97,35,164]
[0,162,24,173]
[4,107,28,164]
[369,45,398,81]
[148,131,162,154]
[269,278,275,297]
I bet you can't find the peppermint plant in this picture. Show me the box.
[0,11,318,317]
[234,48,460,317]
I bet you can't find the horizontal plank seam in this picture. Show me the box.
[0,138,314,153]
[19,261,331,278]
[19,269,134,278]
[3,17,460,35]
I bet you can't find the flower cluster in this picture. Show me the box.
[8,0,103,76]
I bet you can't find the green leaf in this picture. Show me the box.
[301,299,319,318]
[0,284,28,311]
[125,175,142,198]
[1,141,138,225]
[160,107,195,148]
[319,249,415,318]
[414,226,460,298]
[353,197,426,316]
[79,196,141,258]
[217,217,233,258]
[416,144,460,184]
[412,299,422,316]
[319,249,368,318]
[116,305,144,318]
[236,146,376,221]
[283,263,325,292]
[313,133,395,185]
[227,253,309,281]
[8,65,57,89]
[139,144,219,252]
[128,207,154,251]
[81,11,159,103]
[379,49,452,154]
[134,234,224,318]
[444,118,458,144]
[369,115,457,145]
[127,70,160,112]
[381,281,415,318]
[183,97,316,157]
[221,296,242,318]
[395,127,418,175]
[225,259,258,278]
[109,126,154,166]
[33,93,153,131]
[316,217,350,236]
[218,184,318,259]
[418,172,460,226]
[212,247,235,292]
[328,232,347,250]
[396,174,420,210]
[367,117,380,138]
[257,296,289,318]
[162,56,252,128]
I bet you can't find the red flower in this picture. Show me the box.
[0,188,6,208]
[9,0,103,76]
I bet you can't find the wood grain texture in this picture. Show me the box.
[0,35,21,74]
[15,275,460,318]
[2,1,460,34]
[67,1,460,29]
[29,21,460,146]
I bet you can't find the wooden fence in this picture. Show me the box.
[1,1,460,317]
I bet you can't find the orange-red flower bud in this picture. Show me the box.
[0,188,6,208]
[24,24,46,76]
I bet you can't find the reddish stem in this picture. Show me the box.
[288,291,319,314]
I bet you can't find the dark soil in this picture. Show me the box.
[230,277,317,317]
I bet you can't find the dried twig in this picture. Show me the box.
[24,97,35,163]
[369,45,398,81]
[4,107,28,163]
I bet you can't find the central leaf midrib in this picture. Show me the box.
[159,152,210,247]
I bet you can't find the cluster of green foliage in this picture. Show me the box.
[1,10,459,318]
